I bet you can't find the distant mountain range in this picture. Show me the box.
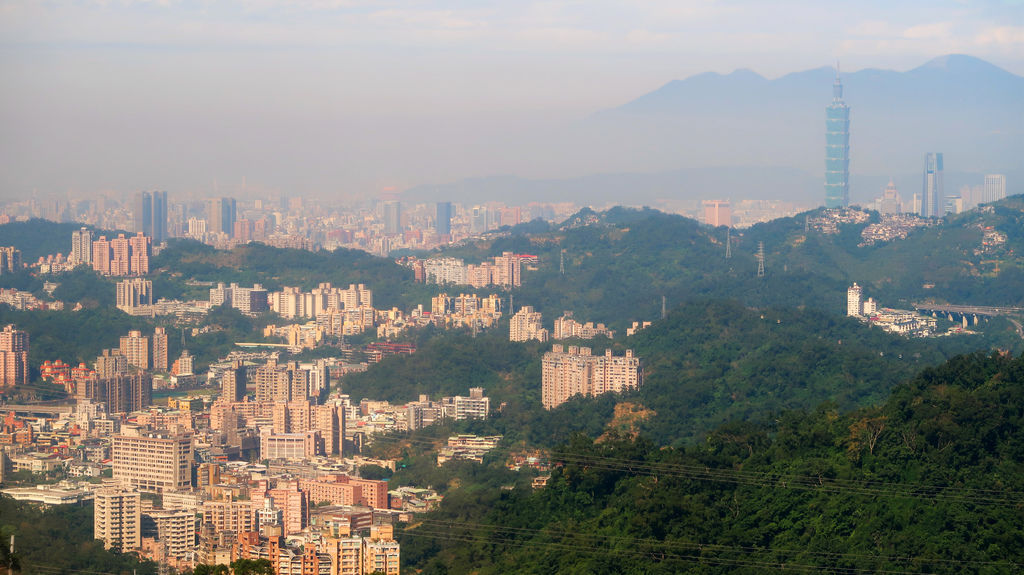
[406,55,1022,206]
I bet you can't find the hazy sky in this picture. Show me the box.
[1,0,1022,199]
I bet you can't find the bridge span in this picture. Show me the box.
[912,302,1024,317]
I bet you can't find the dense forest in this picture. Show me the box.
[398,351,1024,574]
[0,496,157,575]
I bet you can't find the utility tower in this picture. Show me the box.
[756,242,766,278]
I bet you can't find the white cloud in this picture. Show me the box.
[902,22,954,40]
[974,25,1024,46]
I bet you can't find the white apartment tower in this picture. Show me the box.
[510,306,549,342]
[94,488,141,552]
[847,283,863,317]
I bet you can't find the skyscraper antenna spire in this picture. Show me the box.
[833,61,843,100]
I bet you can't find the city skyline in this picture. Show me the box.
[1,1,1022,200]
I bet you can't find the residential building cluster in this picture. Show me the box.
[91,232,152,276]
[407,252,536,288]
[859,213,933,246]
[510,308,619,343]
[552,312,615,340]
[429,293,503,330]
[437,435,503,465]
[807,207,872,234]
[510,306,549,342]
[541,345,642,409]
[0,288,64,311]
[846,283,939,336]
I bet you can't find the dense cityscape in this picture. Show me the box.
[2,2,1024,574]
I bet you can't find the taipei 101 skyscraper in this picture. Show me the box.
[824,69,850,208]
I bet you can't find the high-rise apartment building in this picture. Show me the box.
[92,233,150,276]
[202,500,256,534]
[143,509,196,559]
[0,247,21,274]
[94,488,141,552]
[92,235,111,275]
[984,174,1006,204]
[221,360,248,402]
[541,345,642,410]
[128,232,151,275]
[87,372,152,413]
[110,233,132,276]
[435,202,453,237]
[152,327,169,372]
[94,348,128,379]
[120,330,150,370]
[703,200,732,227]
[116,278,154,311]
[825,72,850,208]
[921,153,944,218]
[0,324,29,388]
[112,429,193,493]
[510,306,548,342]
[71,227,93,265]
[847,283,863,317]
[172,350,194,376]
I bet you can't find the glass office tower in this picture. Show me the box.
[824,74,850,208]
[921,153,943,218]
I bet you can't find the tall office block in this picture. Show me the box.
[435,202,453,236]
[382,200,401,235]
[702,200,731,227]
[984,174,1006,203]
[0,324,29,388]
[824,72,850,208]
[151,191,167,242]
[112,430,193,493]
[207,197,237,236]
[921,153,944,218]
[134,191,153,237]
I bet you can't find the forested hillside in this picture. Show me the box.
[151,240,428,309]
[443,198,1024,338]
[0,496,157,575]
[399,351,1024,574]
[343,300,993,446]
